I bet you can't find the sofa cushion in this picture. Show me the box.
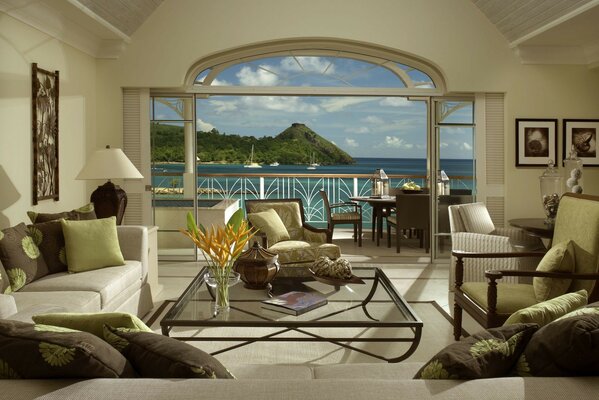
[533,240,575,302]
[27,220,68,274]
[414,323,538,379]
[556,301,599,321]
[0,260,11,294]
[27,203,96,224]
[20,261,142,308]
[460,282,538,315]
[268,241,340,265]
[457,202,495,235]
[62,217,125,273]
[517,314,599,376]
[0,319,135,378]
[103,326,234,379]
[12,291,101,314]
[0,223,49,290]
[247,209,290,245]
[504,290,588,327]
[32,312,153,339]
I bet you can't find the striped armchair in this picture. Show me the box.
[448,202,544,289]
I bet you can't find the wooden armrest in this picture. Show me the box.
[330,202,362,210]
[452,250,546,259]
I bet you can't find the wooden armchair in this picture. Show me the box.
[453,193,599,340]
[320,191,362,246]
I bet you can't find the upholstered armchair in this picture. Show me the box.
[448,202,545,288]
[245,199,341,274]
[452,193,599,340]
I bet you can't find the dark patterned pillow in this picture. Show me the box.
[516,314,599,376]
[103,325,234,379]
[27,220,67,274]
[27,203,96,224]
[0,261,11,294]
[414,324,538,379]
[0,320,136,378]
[0,223,49,290]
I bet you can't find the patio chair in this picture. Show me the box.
[386,193,430,253]
[320,191,362,246]
[452,193,599,340]
[245,198,341,275]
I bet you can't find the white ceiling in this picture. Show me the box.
[2,0,599,66]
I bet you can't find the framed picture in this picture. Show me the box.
[563,119,599,166]
[515,118,558,167]
[32,63,59,205]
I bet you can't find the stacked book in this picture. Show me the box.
[261,291,327,315]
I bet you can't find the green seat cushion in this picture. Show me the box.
[103,325,234,379]
[461,282,538,315]
[32,312,153,339]
[504,290,588,327]
[247,202,304,240]
[0,223,49,291]
[61,217,125,273]
[268,241,340,265]
[248,209,290,245]
[533,240,575,302]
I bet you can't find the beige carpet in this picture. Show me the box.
[145,300,458,366]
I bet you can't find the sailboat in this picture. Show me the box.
[307,152,319,170]
[269,161,280,167]
[244,145,262,168]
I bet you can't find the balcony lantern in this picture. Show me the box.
[371,168,389,198]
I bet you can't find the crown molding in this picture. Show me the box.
[0,0,130,59]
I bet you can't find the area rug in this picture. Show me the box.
[144,300,459,365]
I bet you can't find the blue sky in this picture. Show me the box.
[155,57,474,159]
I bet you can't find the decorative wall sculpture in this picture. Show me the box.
[31,63,59,204]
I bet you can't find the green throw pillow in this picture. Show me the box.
[504,290,588,327]
[103,325,234,379]
[61,217,125,273]
[533,240,575,302]
[0,223,49,291]
[248,209,290,245]
[32,312,153,339]
[414,323,538,380]
[0,319,136,378]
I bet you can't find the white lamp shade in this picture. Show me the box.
[76,146,143,180]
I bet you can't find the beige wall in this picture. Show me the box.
[2,0,598,228]
[0,13,96,228]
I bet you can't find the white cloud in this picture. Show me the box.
[320,97,377,112]
[440,142,449,148]
[462,142,472,150]
[210,100,238,113]
[379,97,410,107]
[237,65,279,86]
[211,78,231,86]
[345,126,370,134]
[384,136,413,149]
[362,115,384,124]
[345,138,358,147]
[240,96,319,113]
[196,118,215,131]
[280,56,335,74]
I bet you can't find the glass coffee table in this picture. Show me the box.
[160,267,422,362]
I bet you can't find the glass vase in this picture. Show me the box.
[204,270,240,313]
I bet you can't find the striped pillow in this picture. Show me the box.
[458,203,495,235]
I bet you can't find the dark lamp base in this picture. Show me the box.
[90,181,127,225]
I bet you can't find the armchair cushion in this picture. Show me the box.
[533,240,575,302]
[415,323,538,379]
[247,209,290,245]
[504,290,588,327]
[517,314,599,376]
[461,282,538,315]
[457,202,495,235]
[267,241,340,265]
[246,202,303,240]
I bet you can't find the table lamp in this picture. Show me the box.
[76,145,143,225]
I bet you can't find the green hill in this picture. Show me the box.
[151,122,355,165]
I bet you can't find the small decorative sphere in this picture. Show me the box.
[311,256,352,279]
[570,168,582,179]
[571,185,583,194]
[566,177,578,188]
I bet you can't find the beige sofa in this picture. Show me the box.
[0,226,153,322]
[1,362,598,399]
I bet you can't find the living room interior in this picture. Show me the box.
[1,0,599,399]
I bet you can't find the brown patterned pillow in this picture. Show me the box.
[414,323,538,379]
[103,325,234,379]
[0,223,49,290]
[27,220,67,274]
[0,261,11,294]
[0,320,136,378]
[27,203,96,224]
[516,314,599,376]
